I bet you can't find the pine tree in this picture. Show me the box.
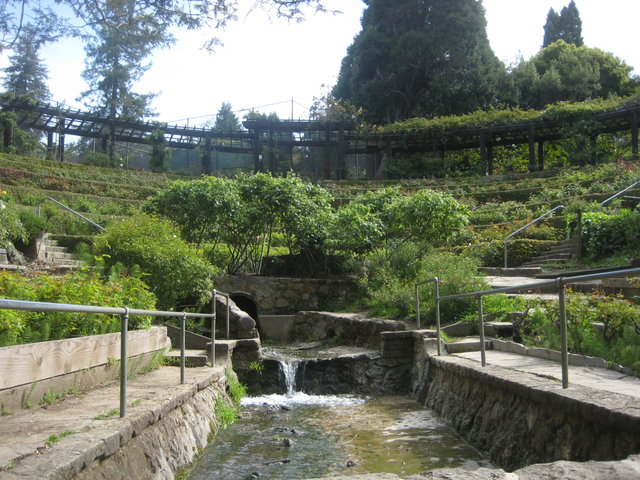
[2,25,50,102]
[214,102,241,131]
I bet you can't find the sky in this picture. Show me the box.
[1,0,639,127]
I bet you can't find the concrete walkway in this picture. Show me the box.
[453,349,640,399]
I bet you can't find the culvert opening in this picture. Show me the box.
[229,291,263,337]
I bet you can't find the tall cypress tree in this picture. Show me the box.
[543,1,583,47]
[332,0,505,124]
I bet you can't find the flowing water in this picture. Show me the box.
[187,352,489,480]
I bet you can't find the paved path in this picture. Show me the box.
[0,366,222,474]
[453,350,640,399]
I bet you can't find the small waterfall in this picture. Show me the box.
[279,358,299,396]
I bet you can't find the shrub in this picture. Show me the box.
[93,214,217,310]
[365,249,484,323]
[0,270,155,346]
[581,209,640,257]
[458,238,559,267]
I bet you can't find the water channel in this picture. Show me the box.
[187,350,489,480]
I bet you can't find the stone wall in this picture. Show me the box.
[415,354,640,472]
[289,312,406,348]
[213,275,359,315]
[73,372,228,480]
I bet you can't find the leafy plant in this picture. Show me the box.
[93,214,216,310]
[45,431,74,446]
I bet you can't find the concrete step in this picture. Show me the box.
[166,349,209,367]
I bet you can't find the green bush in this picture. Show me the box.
[93,214,217,310]
[0,270,155,346]
[365,249,484,323]
[457,238,559,267]
[581,209,640,257]
[0,192,27,247]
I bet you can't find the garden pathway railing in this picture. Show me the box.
[0,288,230,417]
[416,267,640,389]
[600,179,640,208]
[37,196,106,232]
[503,204,566,268]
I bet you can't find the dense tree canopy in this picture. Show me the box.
[512,41,636,109]
[332,0,506,124]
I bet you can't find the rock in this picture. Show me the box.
[282,438,294,447]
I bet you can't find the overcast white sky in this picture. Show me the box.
[1,0,639,126]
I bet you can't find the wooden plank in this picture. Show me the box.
[0,326,168,390]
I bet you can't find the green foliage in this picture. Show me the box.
[469,201,532,225]
[226,370,247,408]
[149,130,170,173]
[0,269,155,346]
[543,1,583,48]
[365,249,483,322]
[333,0,505,123]
[0,112,43,157]
[581,209,640,257]
[0,191,27,247]
[522,293,640,374]
[460,238,558,268]
[93,214,216,310]
[45,431,74,446]
[146,173,334,274]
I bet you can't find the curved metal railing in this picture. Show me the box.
[503,204,566,268]
[37,196,106,232]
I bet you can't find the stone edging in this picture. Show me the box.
[492,338,634,375]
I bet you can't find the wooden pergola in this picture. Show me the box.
[2,95,639,179]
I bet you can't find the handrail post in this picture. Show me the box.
[558,278,569,389]
[211,290,216,368]
[415,284,421,330]
[180,312,186,385]
[504,239,509,269]
[435,280,441,356]
[226,294,230,340]
[477,295,486,367]
[120,307,129,418]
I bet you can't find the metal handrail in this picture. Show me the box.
[600,180,640,208]
[37,196,106,232]
[415,277,441,354]
[0,298,217,417]
[435,267,640,389]
[504,205,566,268]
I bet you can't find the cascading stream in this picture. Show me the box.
[187,347,490,479]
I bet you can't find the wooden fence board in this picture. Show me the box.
[0,326,168,389]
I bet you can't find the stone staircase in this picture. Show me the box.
[34,234,85,270]
[520,237,580,268]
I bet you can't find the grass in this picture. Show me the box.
[45,431,74,446]
[40,385,81,406]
